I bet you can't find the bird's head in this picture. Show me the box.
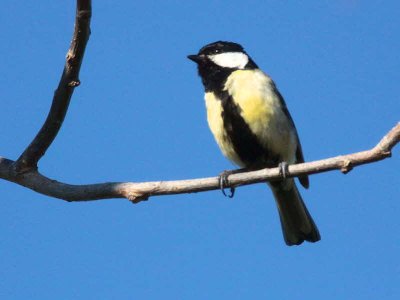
[188,41,257,70]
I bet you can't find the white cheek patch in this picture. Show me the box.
[209,52,249,69]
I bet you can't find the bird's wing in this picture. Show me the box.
[272,84,309,189]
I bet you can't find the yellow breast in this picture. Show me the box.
[204,69,297,166]
[224,69,297,163]
[205,92,245,166]
[225,70,275,131]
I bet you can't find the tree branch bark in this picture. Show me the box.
[1,123,399,203]
[1,1,399,203]
[13,0,92,173]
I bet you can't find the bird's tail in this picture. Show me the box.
[269,179,320,246]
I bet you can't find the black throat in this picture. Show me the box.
[197,58,258,96]
[198,63,232,95]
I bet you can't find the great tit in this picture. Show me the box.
[188,41,320,246]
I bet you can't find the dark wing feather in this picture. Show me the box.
[272,84,309,189]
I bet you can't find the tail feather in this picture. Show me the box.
[269,179,320,246]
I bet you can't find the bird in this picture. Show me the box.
[187,41,320,246]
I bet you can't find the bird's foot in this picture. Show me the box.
[278,162,290,179]
[218,168,250,198]
[219,170,236,198]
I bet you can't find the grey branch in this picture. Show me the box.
[1,123,399,203]
[1,0,399,203]
[13,0,91,173]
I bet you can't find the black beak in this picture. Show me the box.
[187,54,205,64]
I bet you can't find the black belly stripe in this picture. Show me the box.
[220,92,279,168]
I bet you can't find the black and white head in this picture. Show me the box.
[188,41,258,90]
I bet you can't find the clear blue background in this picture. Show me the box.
[1,1,399,299]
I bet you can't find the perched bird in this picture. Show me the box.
[188,41,320,246]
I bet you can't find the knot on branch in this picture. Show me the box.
[66,51,76,64]
[375,144,392,158]
[122,190,149,204]
[340,159,353,174]
[77,10,92,20]
[68,80,81,87]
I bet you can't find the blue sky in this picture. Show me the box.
[1,1,399,299]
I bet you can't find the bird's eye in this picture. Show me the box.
[214,49,220,54]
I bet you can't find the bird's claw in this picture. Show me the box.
[278,162,289,179]
[219,170,235,198]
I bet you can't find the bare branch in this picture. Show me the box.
[1,1,399,203]
[14,0,92,173]
[1,123,399,203]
